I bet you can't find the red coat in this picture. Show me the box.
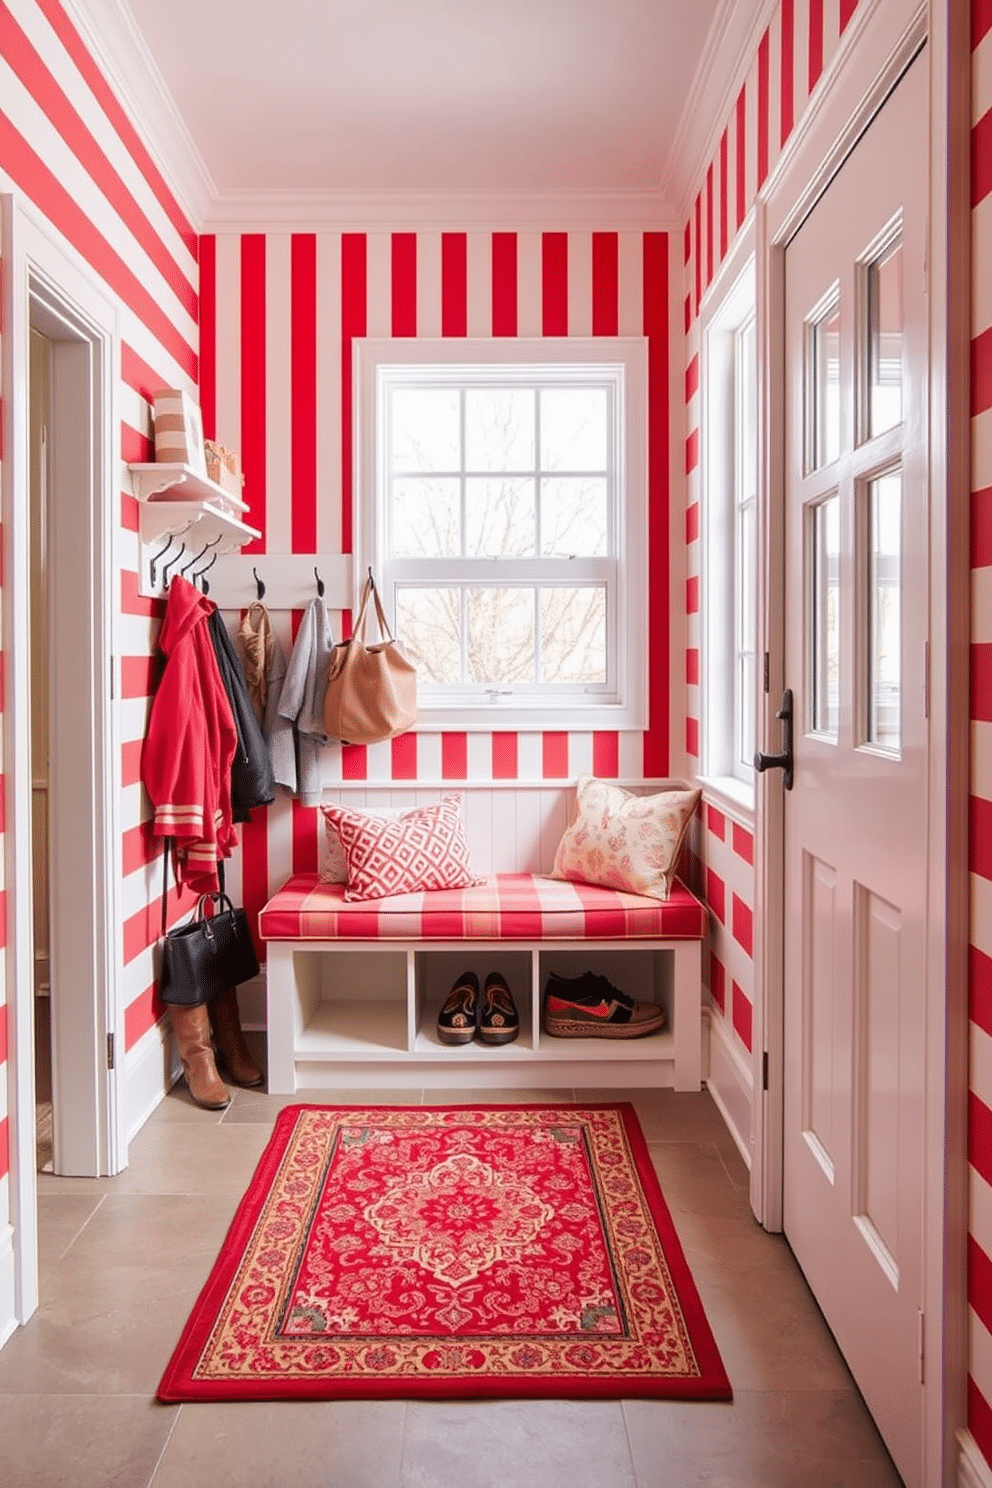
[142,576,239,893]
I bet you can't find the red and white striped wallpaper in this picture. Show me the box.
[200,226,681,957]
[681,0,864,1103]
[0,0,201,1214]
[968,3,992,1470]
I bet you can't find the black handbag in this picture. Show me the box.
[158,848,260,1007]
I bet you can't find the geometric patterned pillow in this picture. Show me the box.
[319,805,408,882]
[319,794,482,901]
[550,774,701,901]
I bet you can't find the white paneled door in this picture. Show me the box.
[781,52,928,1488]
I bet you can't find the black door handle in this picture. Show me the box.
[754,689,794,790]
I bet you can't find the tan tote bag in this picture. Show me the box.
[322,575,417,745]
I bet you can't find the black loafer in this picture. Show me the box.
[437,971,479,1044]
[478,972,520,1045]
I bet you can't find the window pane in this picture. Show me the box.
[467,588,535,683]
[392,477,461,557]
[738,502,756,654]
[391,388,460,472]
[540,387,608,471]
[810,495,840,736]
[396,587,461,683]
[465,389,534,472]
[465,477,535,556]
[808,299,841,470]
[540,587,606,683]
[738,652,756,774]
[868,471,901,750]
[540,477,608,556]
[868,241,903,438]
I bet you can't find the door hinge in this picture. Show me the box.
[762,1050,769,1090]
[107,1032,115,1071]
[918,1309,925,1384]
[763,652,770,694]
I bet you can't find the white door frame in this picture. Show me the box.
[1,194,127,1322]
[751,2,970,1484]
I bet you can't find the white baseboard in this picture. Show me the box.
[0,1221,16,1350]
[959,1431,992,1488]
[124,1018,181,1144]
[705,1008,753,1168]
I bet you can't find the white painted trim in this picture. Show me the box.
[958,1432,992,1488]
[705,1007,754,1170]
[0,1222,15,1350]
[62,0,214,227]
[203,192,681,233]
[124,1020,180,1145]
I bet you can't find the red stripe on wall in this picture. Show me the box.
[121,566,164,620]
[592,233,619,336]
[342,744,368,780]
[809,0,825,91]
[441,233,467,337]
[709,951,726,1012]
[972,944,992,1040]
[0,889,7,953]
[34,0,196,253]
[121,655,159,699]
[686,648,699,685]
[0,115,195,377]
[121,421,153,465]
[121,342,168,407]
[291,234,318,554]
[121,492,139,533]
[969,1375,992,1470]
[683,221,691,265]
[441,733,468,779]
[124,982,165,1051]
[685,427,700,473]
[974,328,992,417]
[341,234,367,556]
[199,234,216,438]
[643,232,670,779]
[705,164,714,287]
[684,292,692,336]
[971,1090,992,1189]
[974,486,992,568]
[542,232,568,336]
[973,643,992,722]
[975,110,992,208]
[492,732,518,779]
[685,353,699,402]
[693,194,702,313]
[0,1003,7,1065]
[971,793,992,879]
[706,867,726,924]
[707,805,726,840]
[122,738,143,787]
[0,2,196,316]
[733,821,755,864]
[391,733,418,779]
[686,716,699,758]
[492,233,517,336]
[542,732,569,778]
[735,85,747,231]
[780,0,796,146]
[0,1118,8,1183]
[686,575,700,613]
[732,981,753,1050]
[719,129,729,263]
[240,810,268,964]
[292,800,319,876]
[733,893,754,957]
[757,29,771,189]
[839,0,858,32]
[975,0,992,48]
[685,501,699,544]
[592,733,619,779]
[123,879,196,964]
[122,818,157,876]
[391,232,417,337]
[241,235,266,555]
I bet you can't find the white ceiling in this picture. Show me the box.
[77,0,770,221]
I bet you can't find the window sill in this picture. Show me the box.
[694,773,755,824]
[412,703,647,733]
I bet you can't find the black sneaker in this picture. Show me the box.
[543,971,666,1039]
[478,972,520,1046]
[437,971,479,1045]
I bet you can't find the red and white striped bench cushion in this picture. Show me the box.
[258,872,708,943]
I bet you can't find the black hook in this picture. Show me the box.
[194,550,219,594]
[253,566,266,600]
[162,542,186,587]
[149,533,174,589]
[314,566,325,597]
[180,541,210,576]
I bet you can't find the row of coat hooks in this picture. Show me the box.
[149,532,222,592]
[251,565,326,600]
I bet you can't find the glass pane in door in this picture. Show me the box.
[807,296,841,471]
[867,470,901,750]
[810,495,840,737]
[867,239,903,438]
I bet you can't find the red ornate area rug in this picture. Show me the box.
[158,1103,731,1402]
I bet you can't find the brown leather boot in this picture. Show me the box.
[169,1002,231,1109]
[209,985,264,1088]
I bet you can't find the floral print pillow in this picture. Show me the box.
[550,776,701,900]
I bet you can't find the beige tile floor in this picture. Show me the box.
[0,1051,904,1487]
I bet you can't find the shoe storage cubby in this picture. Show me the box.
[265,935,703,1095]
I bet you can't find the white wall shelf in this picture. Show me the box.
[129,463,261,596]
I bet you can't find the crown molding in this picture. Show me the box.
[201,188,683,234]
[658,0,780,224]
[63,0,216,229]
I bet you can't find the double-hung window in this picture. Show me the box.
[355,339,647,732]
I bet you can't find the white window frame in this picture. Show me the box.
[354,337,648,732]
[700,234,758,807]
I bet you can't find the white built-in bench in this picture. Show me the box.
[259,871,708,1093]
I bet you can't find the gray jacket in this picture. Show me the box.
[268,595,334,807]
